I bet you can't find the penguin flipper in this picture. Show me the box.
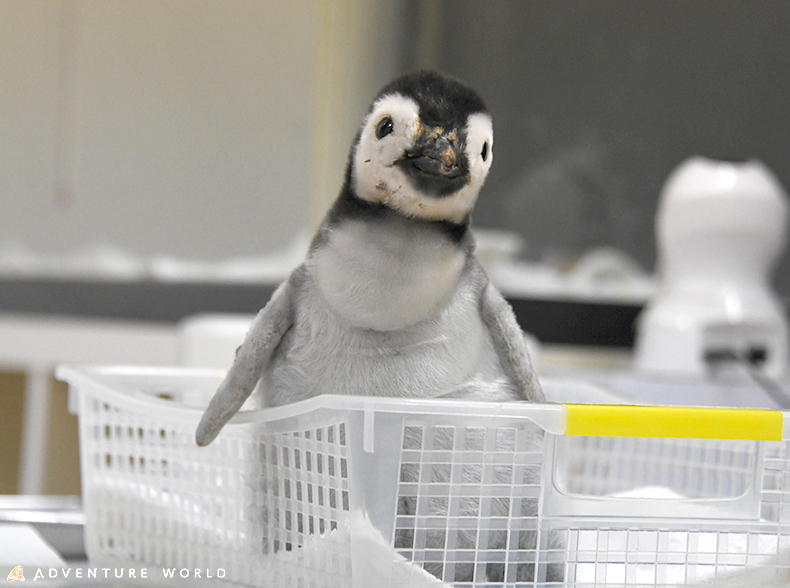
[195,271,298,446]
[479,276,544,402]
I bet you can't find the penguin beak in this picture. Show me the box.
[408,134,461,178]
[395,128,469,196]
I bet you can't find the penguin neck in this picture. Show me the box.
[309,183,473,331]
[323,183,471,245]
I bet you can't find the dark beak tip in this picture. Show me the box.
[410,155,460,178]
[440,162,461,179]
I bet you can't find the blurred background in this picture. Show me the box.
[1,0,789,495]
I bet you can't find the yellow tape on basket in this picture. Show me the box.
[562,404,783,441]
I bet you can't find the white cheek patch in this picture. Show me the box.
[463,112,494,199]
[354,94,419,201]
[353,95,495,224]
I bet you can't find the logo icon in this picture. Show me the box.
[6,566,24,581]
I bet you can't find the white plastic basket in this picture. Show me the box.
[58,365,790,587]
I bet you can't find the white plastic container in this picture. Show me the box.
[635,157,790,380]
[59,365,790,587]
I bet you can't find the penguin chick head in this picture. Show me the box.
[353,71,493,224]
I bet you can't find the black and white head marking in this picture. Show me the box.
[352,71,493,224]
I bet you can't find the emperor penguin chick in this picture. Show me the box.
[196,70,542,447]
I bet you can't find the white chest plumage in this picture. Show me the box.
[311,219,466,331]
[260,219,509,405]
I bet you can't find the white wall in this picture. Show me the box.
[0,2,61,251]
[0,0,404,262]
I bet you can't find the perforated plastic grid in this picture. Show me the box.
[78,391,353,587]
[559,526,790,586]
[391,421,563,586]
[547,437,790,587]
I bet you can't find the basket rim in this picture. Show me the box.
[55,364,568,433]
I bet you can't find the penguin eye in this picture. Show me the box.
[375,116,394,139]
[481,141,489,162]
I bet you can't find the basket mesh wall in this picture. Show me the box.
[391,419,562,586]
[548,438,790,587]
[79,391,352,587]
